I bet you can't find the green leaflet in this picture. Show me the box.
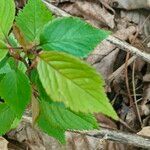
[8,34,26,73]
[0,63,11,75]
[0,50,8,62]
[0,33,18,61]
[38,113,66,143]
[0,56,10,72]
[37,51,118,120]
[0,0,15,40]
[37,100,98,143]
[0,103,16,135]
[8,33,20,47]
[40,101,98,130]
[0,69,31,117]
[0,40,8,62]
[40,17,109,57]
[0,33,18,62]
[10,117,21,129]
[7,57,27,73]
[16,0,53,43]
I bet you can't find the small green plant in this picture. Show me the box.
[0,0,118,143]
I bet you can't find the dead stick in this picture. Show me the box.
[69,128,150,149]
[70,128,150,149]
[84,128,150,149]
[107,36,150,63]
[43,0,150,63]
[108,56,136,82]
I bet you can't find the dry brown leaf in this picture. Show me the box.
[75,0,115,28]
[32,95,40,126]
[15,0,26,8]
[60,3,81,17]
[0,137,8,150]
[95,113,117,129]
[141,76,150,116]
[137,126,150,137]
[110,0,150,10]
[121,10,150,38]
[13,24,34,50]
[59,0,115,28]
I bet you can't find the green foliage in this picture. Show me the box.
[0,0,118,143]
[0,50,8,62]
[9,33,20,47]
[7,57,27,73]
[38,113,66,143]
[0,69,31,117]
[0,0,15,62]
[0,0,15,40]
[10,117,21,129]
[16,0,53,42]
[0,64,11,74]
[0,103,16,135]
[38,100,98,143]
[37,51,117,119]
[40,17,109,57]
[0,41,8,62]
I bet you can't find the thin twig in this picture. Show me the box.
[132,61,143,127]
[118,118,136,133]
[107,36,150,63]
[125,52,134,107]
[108,56,136,82]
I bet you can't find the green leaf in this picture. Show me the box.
[7,57,27,73]
[0,0,15,40]
[0,50,8,62]
[8,33,20,47]
[38,113,65,143]
[0,103,16,135]
[10,117,21,129]
[37,100,98,143]
[0,56,11,78]
[41,100,98,130]
[0,63,11,74]
[37,51,118,120]
[16,0,53,42]
[18,61,27,73]
[0,40,8,62]
[0,59,10,81]
[0,69,31,116]
[0,56,9,71]
[40,17,109,57]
